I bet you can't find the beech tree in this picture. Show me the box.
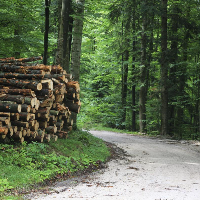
[160,0,168,135]
[56,0,72,72]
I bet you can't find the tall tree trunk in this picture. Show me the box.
[43,0,50,65]
[71,0,85,82]
[160,0,168,136]
[56,0,71,73]
[121,48,129,129]
[70,0,85,128]
[139,0,147,133]
[121,18,130,130]
[168,0,178,136]
[131,0,136,132]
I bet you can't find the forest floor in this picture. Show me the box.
[29,130,200,200]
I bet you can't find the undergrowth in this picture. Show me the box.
[0,130,110,199]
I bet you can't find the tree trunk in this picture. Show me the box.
[71,0,85,82]
[160,0,168,136]
[70,0,85,128]
[139,0,147,133]
[43,0,50,65]
[121,18,130,129]
[131,0,136,132]
[56,0,72,73]
[168,0,179,136]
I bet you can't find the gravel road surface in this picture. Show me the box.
[30,130,200,200]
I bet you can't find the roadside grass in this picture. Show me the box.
[90,124,140,135]
[0,129,110,199]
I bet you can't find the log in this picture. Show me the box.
[37,129,45,137]
[30,108,36,113]
[0,78,42,91]
[64,119,73,126]
[0,89,35,97]
[0,112,10,117]
[41,80,53,90]
[29,131,37,138]
[30,121,39,131]
[0,127,8,135]
[63,125,72,132]
[0,67,45,74]
[24,96,36,107]
[36,107,50,114]
[35,115,50,122]
[65,100,80,113]
[8,127,13,137]
[19,112,31,121]
[0,102,21,113]
[55,94,64,103]
[12,126,18,133]
[51,65,63,74]
[51,134,58,142]
[10,113,20,121]
[65,74,72,80]
[39,98,54,108]
[49,110,59,116]
[56,122,63,131]
[53,83,66,95]
[0,94,25,104]
[22,129,27,137]
[0,73,44,79]
[20,137,25,144]
[0,56,43,63]
[0,65,50,74]
[0,73,67,81]
[12,121,29,128]
[35,100,40,110]
[43,134,51,142]
[17,127,23,131]
[45,126,57,134]
[39,121,48,129]
[0,117,10,125]
[1,135,7,139]
[29,114,35,120]
[35,89,53,97]
[65,93,80,101]
[21,104,31,113]
[23,64,51,72]
[13,131,23,139]
[55,131,68,139]
[66,81,80,93]
[24,128,31,137]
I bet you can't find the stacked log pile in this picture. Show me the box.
[0,56,81,143]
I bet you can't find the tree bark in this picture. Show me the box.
[0,102,21,113]
[160,0,168,136]
[71,0,85,82]
[0,56,43,63]
[56,0,72,73]
[139,0,148,133]
[43,0,50,65]
[0,78,42,91]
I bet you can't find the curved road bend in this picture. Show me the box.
[31,130,200,200]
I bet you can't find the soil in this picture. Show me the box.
[28,130,200,200]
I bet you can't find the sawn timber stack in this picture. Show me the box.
[0,56,81,143]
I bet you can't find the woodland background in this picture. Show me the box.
[1,0,200,140]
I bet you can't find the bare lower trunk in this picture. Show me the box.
[160,0,168,136]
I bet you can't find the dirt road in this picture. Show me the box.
[31,131,200,200]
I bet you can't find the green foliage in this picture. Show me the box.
[0,130,110,197]
[78,0,200,139]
